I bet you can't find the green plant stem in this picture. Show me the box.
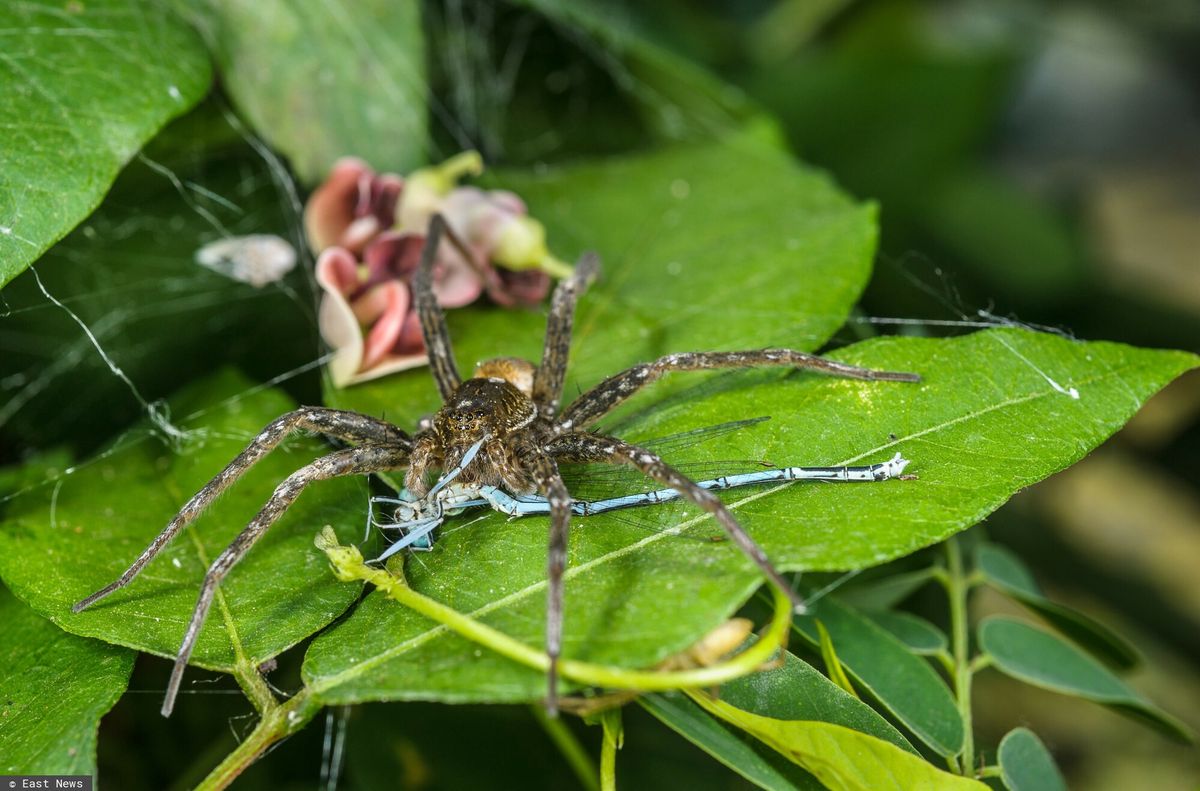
[600,708,623,791]
[601,733,617,791]
[934,649,955,676]
[196,689,323,791]
[231,658,277,714]
[945,537,975,776]
[315,528,793,693]
[531,705,600,791]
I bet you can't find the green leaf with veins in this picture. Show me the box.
[189,0,426,183]
[0,586,133,774]
[718,650,913,752]
[325,135,879,420]
[641,693,818,791]
[0,370,366,674]
[303,329,1196,706]
[0,0,211,288]
[692,693,989,791]
[643,650,916,789]
[792,596,961,756]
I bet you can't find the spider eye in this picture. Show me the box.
[474,410,484,419]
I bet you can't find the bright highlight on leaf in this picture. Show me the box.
[644,647,918,790]
[193,0,427,183]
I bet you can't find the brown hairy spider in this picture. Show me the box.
[73,215,919,716]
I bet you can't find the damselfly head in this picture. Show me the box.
[392,500,422,523]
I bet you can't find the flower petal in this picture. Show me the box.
[305,158,371,252]
[315,247,367,387]
[484,265,551,307]
[363,231,425,286]
[342,353,429,385]
[360,281,410,372]
[434,244,484,307]
[396,309,425,354]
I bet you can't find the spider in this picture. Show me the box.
[73,215,920,717]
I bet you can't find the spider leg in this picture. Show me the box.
[559,349,921,431]
[414,214,478,401]
[527,450,573,717]
[73,407,411,612]
[163,443,409,716]
[549,432,807,613]
[531,252,601,418]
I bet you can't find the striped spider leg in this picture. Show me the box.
[73,409,413,715]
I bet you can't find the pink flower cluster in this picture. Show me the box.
[305,152,570,386]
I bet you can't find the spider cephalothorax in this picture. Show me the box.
[74,215,919,717]
[408,374,541,496]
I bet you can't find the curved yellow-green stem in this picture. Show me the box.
[315,527,792,692]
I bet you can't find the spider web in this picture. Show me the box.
[0,2,1095,786]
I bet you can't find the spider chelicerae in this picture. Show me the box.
[73,215,920,716]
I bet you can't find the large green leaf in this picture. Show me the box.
[0,371,367,675]
[979,617,1192,743]
[691,694,988,791]
[0,0,212,287]
[188,0,426,183]
[0,585,133,774]
[325,134,879,420]
[303,329,1195,706]
[792,597,961,756]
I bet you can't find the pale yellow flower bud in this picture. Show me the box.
[492,216,573,278]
